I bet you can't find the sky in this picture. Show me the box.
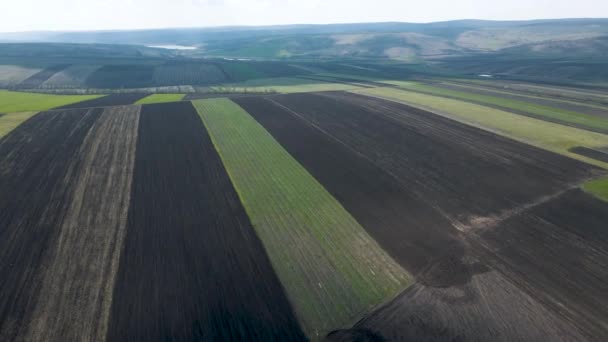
[2,0,608,32]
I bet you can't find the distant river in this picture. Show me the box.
[147,45,197,50]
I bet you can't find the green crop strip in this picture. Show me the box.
[0,111,38,138]
[382,81,608,133]
[0,90,103,113]
[354,87,608,169]
[135,93,185,105]
[583,176,608,202]
[216,77,363,94]
[193,98,411,339]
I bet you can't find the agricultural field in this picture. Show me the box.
[40,65,102,89]
[0,111,38,137]
[385,81,608,133]
[135,93,185,104]
[57,93,149,109]
[193,99,410,337]
[1,38,608,341]
[0,65,42,87]
[356,87,608,168]
[0,90,103,112]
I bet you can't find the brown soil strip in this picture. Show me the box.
[234,96,463,275]
[106,102,306,341]
[273,91,600,224]
[0,108,102,341]
[570,146,608,163]
[24,105,141,342]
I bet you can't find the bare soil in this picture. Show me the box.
[106,102,306,341]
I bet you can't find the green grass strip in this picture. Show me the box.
[217,77,362,94]
[355,87,608,169]
[193,98,411,339]
[382,81,608,133]
[0,90,103,113]
[134,93,185,105]
[583,176,608,202]
[0,111,38,138]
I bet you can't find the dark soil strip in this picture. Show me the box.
[570,146,608,163]
[56,93,149,109]
[347,269,586,342]
[15,64,70,89]
[106,102,306,341]
[85,65,155,88]
[270,92,600,224]
[0,108,102,341]
[480,189,608,340]
[234,96,463,276]
[353,191,608,341]
[24,106,140,342]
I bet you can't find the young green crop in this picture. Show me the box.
[0,112,38,138]
[385,81,608,133]
[135,93,185,105]
[583,176,608,202]
[0,90,103,113]
[193,98,411,339]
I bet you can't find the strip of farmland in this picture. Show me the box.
[432,81,608,119]
[0,112,38,138]
[235,93,608,340]
[16,64,70,88]
[193,98,411,338]
[355,87,608,169]
[570,146,608,163]
[107,102,306,341]
[134,93,185,105]
[21,105,140,342]
[261,92,601,229]
[231,96,462,274]
[0,90,103,113]
[388,81,608,134]
[0,108,102,341]
[57,93,150,109]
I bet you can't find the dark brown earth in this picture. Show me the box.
[56,93,149,109]
[0,108,102,341]
[15,64,70,89]
[257,92,600,226]
[233,96,463,274]
[570,146,608,163]
[235,92,608,341]
[106,102,306,341]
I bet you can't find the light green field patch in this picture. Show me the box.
[0,90,103,113]
[0,112,38,138]
[216,77,363,94]
[135,93,185,105]
[354,87,608,169]
[583,176,608,202]
[384,81,608,133]
[193,98,411,339]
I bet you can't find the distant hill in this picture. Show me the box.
[1,19,607,61]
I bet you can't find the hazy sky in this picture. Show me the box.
[2,0,608,32]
